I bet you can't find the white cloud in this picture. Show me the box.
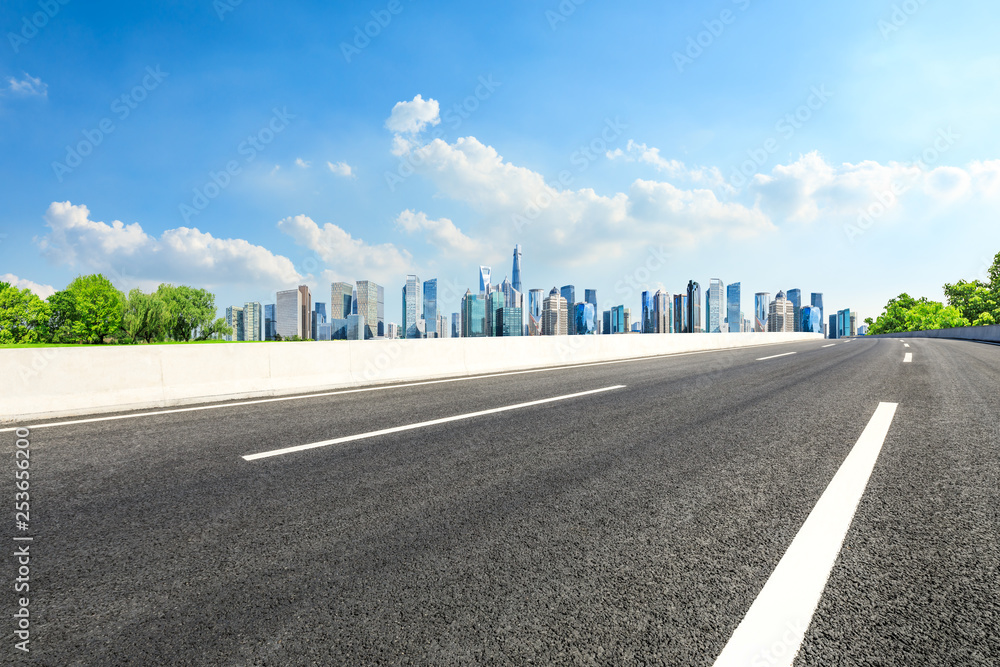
[36,201,303,291]
[385,94,440,134]
[327,161,354,177]
[295,158,310,168]
[395,210,483,256]
[7,73,47,97]
[608,140,729,189]
[0,274,56,299]
[277,214,415,285]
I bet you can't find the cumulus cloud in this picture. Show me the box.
[36,202,303,290]
[327,161,354,177]
[608,140,728,189]
[295,158,310,168]
[0,274,56,299]
[7,73,46,97]
[277,214,415,285]
[385,94,440,134]
[395,210,483,255]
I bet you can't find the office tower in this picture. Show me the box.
[225,305,244,341]
[624,308,632,332]
[858,325,868,336]
[355,280,382,339]
[787,289,802,332]
[850,311,858,337]
[768,291,795,332]
[264,303,276,341]
[479,266,492,295]
[402,276,421,339]
[461,289,486,337]
[330,282,353,319]
[603,310,611,335]
[486,289,505,336]
[829,314,838,339]
[276,287,309,339]
[312,302,327,340]
[708,279,724,333]
[542,288,568,335]
[654,290,671,333]
[242,302,262,341]
[611,305,625,334]
[512,244,523,293]
[351,288,358,314]
[501,276,518,309]
[528,288,544,336]
[574,302,597,335]
[386,322,400,339]
[755,292,770,333]
[561,286,576,334]
[423,278,437,338]
[437,314,448,338]
[810,293,824,331]
[300,285,312,339]
[584,289,598,333]
[673,294,688,333]
[451,312,460,338]
[800,305,823,333]
[742,316,751,333]
[496,307,524,336]
[727,283,741,334]
[687,281,702,333]
[346,314,365,340]
[642,291,655,334]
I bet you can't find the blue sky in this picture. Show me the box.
[2,0,999,326]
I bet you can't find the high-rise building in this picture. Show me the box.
[708,279,724,333]
[479,266,492,295]
[496,307,523,336]
[850,311,858,337]
[511,244,523,293]
[829,314,838,339]
[674,294,688,333]
[726,283,741,334]
[810,293,824,334]
[800,305,823,333]
[244,302,263,341]
[276,286,310,339]
[642,290,656,334]
[486,289,505,337]
[528,288,544,335]
[584,289,598,333]
[225,305,244,341]
[451,312,460,338]
[437,314,448,338]
[346,314,365,340]
[768,291,794,332]
[787,289,802,333]
[560,285,576,335]
[574,302,597,335]
[687,281,702,333]
[423,278,437,338]
[654,290,671,333]
[623,307,631,333]
[755,292,770,333]
[330,282,353,319]
[312,302,327,340]
[542,288,568,335]
[611,305,625,334]
[355,281,382,339]
[461,289,486,337]
[264,303,276,341]
[603,310,611,335]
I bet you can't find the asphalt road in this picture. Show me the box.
[5,337,998,665]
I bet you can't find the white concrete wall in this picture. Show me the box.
[1,333,821,423]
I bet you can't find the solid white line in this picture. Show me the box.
[757,352,797,361]
[0,342,806,433]
[713,402,899,667]
[821,344,835,348]
[904,353,913,363]
[242,385,626,461]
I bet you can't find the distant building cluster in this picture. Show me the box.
[222,244,856,341]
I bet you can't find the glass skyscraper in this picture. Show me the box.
[811,293,824,335]
[242,301,262,341]
[755,292,770,333]
[726,283,741,333]
[461,290,486,337]
[423,278,437,338]
[654,290,671,333]
[707,278,724,333]
[330,282,353,319]
[787,288,802,333]
[264,303,276,341]
[511,244,522,293]
[585,289,598,334]
[574,302,596,335]
[528,288,544,336]
[225,305,243,342]
[687,281,702,333]
[355,280,382,339]
[402,275,421,339]
[603,310,611,335]
[800,305,823,333]
[673,294,688,333]
[497,307,523,336]
[611,305,625,334]
[542,288,568,335]
[479,266,491,295]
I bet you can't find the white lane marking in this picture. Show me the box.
[904,353,913,363]
[713,402,899,667]
[904,344,910,348]
[0,342,808,433]
[242,385,626,461]
[757,352,797,361]
[821,344,835,348]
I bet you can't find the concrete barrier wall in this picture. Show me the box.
[1,333,821,423]
[865,323,1000,343]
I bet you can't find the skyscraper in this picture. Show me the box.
[800,305,823,333]
[479,266,492,295]
[330,282,353,319]
[542,288,568,335]
[264,303,276,341]
[528,288,544,336]
[225,305,244,342]
[787,289,802,333]
[687,281,702,333]
[642,291,656,334]
[451,312,460,338]
[461,290,486,337]
[708,278,724,333]
[829,314,838,339]
[487,289,505,337]
[755,292,770,333]
[584,289,598,333]
[402,275,422,339]
[837,309,851,338]
[768,291,794,332]
[810,292,824,333]
[276,286,310,339]
[355,280,382,339]
[311,302,327,340]
[574,302,597,335]
[243,301,262,341]
[511,244,522,293]
[726,283,741,334]
[423,278,437,338]
[496,307,524,336]
[602,310,611,335]
[654,290,671,333]
[611,305,625,334]
[560,285,576,335]
[674,294,688,333]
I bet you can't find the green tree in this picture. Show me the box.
[47,274,125,344]
[155,284,219,341]
[864,293,922,335]
[0,282,51,344]
[903,301,969,331]
[942,279,998,326]
[197,317,233,341]
[121,289,170,343]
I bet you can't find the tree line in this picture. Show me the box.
[865,251,1000,335]
[0,274,233,345]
